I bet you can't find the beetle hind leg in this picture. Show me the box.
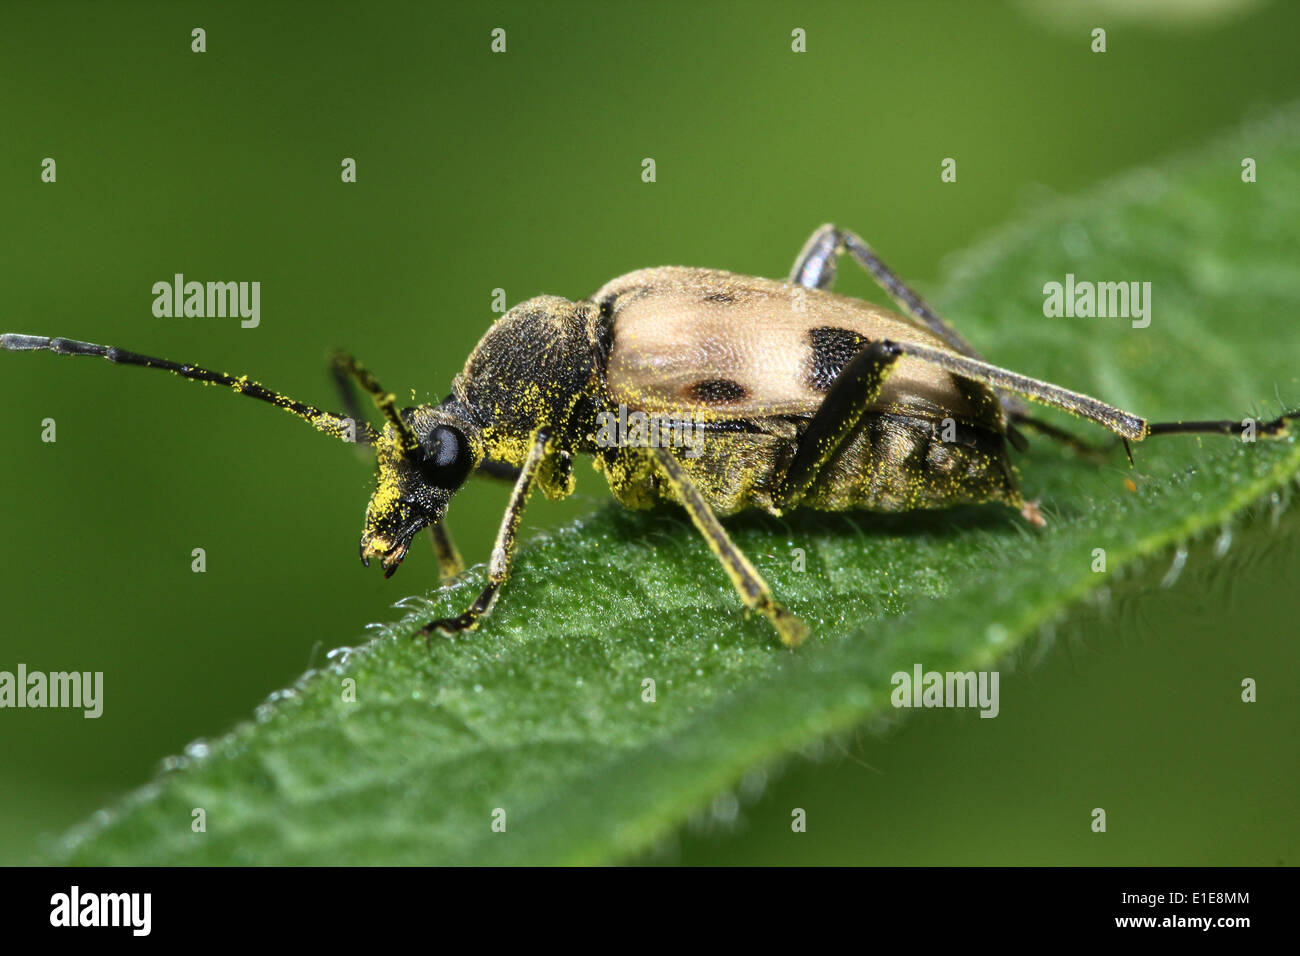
[789,224,984,361]
[1144,410,1300,439]
[776,340,905,508]
[789,225,1031,424]
[1009,412,1120,460]
[856,339,1300,450]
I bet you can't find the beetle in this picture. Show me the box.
[4,224,1296,647]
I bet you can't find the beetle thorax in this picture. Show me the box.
[452,295,604,464]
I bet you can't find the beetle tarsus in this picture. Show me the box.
[416,610,480,649]
[767,603,810,648]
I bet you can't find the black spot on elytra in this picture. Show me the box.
[807,326,869,392]
[702,289,737,303]
[689,378,748,404]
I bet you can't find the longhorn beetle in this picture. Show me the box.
[4,225,1296,647]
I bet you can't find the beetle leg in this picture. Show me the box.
[476,458,524,483]
[789,225,1031,424]
[776,334,1144,504]
[418,430,551,642]
[882,340,1148,440]
[777,341,906,507]
[1145,412,1299,439]
[869,339,1300,444]
[1009,412,1120,459]
[790,224,985,361]
[650,446,809,647]
[788,224,843,292]
[428,522,465,580]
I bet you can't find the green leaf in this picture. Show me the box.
[56,107,1300,865]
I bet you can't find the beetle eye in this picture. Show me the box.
[431,425,460,467]
[420,424,473,488]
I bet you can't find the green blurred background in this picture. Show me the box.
[1,0,1297,864]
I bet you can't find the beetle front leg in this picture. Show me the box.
[650,446,808,647]
[428,522,465,580]
[417,430,550,644]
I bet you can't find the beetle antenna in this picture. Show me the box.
[1,333,376,445]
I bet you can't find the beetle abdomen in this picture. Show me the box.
[593,410,1018,518]
[795,412,1019,513]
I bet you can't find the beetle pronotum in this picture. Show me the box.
[4,225,1295,646]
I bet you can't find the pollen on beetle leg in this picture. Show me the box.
[1020,499,1047,527]
[768,604,809,648]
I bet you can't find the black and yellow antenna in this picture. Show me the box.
[1,333,377,445]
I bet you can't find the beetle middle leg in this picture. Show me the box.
[649,446,808,647]
[417,430,551,642]
[778,338,1043,521]
[776,340,905,506]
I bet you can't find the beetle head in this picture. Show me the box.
[358,405,482,576]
